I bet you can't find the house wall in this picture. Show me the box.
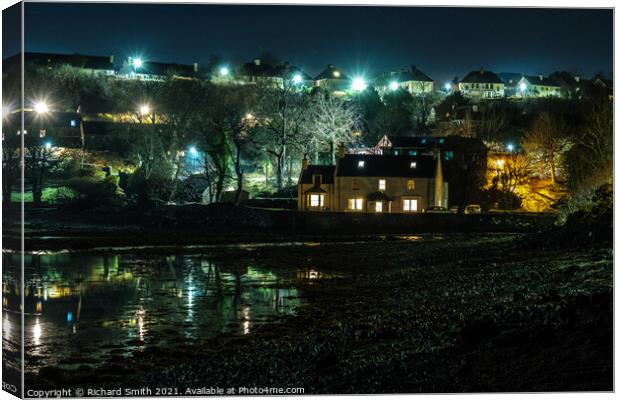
[458,82,505,99]
[334,176,436,213]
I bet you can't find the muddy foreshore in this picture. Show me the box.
[24,234,613,393]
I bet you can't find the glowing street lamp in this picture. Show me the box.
[132,58,143,69]
[506,143,515,152]
[519,82,527,91]
[292,74,303,84]
[219,66,229,76]
[389,81,399,91]
[189,146,198,155]
[34,101,49,114]
[351,77,367,92]
[139,104,151,116]
[44,141,52,150]
[444,83,451,91]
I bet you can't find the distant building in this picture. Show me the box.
[314,64,350,94]
[458,69,505,99]
[297,145,448,213]
[498,72,523,97]
[13,52,115,76]
[374,65,434,96]
[118,56,202,80]
[518,74,561,98]
[238,58,312,88]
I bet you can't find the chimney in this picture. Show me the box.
[109,54,114,64]
[338,143,346,159]
[254,58,261,66]
[302,155,308,171]
[193,62,198,72]
[434,150,444,207]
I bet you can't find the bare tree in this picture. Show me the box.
[305,93,362,163]
[497,153,533,193]
[522,112,570,184]
[257,81,310,190]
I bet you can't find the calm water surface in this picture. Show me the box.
[2,250,324,374]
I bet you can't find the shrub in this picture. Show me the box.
[63,177,121,209]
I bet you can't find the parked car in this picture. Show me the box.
[465,204,482,214]
[425,206,451,214]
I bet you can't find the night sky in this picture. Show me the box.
[4,3,614,83]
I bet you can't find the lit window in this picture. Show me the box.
[348,198,363,210]
[39,129,46,138]
[439,138,445,144]
[375,202,383,213]
[410,162,417,168]
[309,194,324,207]
[379,179,386,190]
[407,180,415,190]
[421,139,427,144]
[403,199,418,212]
[333,71,340,78]
[358,160,365,168]
[70,120,77,127]
[409,150,417,156]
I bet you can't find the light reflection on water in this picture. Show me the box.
[2,252,305,374]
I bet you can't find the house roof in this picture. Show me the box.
[137,61,199,78]
[366,191,393,202]
[315,64,349,81]
[497,72,523,86]
[377,65,433,84]
[336,154,436,178]
[299,165,336,184]
[20,52,114,71]
[523,75,559,87]
[241,60,312,80]
[460,70,504,84]
[381,136,447,149]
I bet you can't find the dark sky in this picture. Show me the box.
[7,3,614,83]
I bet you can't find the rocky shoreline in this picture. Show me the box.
[24,234,613,393]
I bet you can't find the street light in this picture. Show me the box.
[44,141,52,149]
[34,101,49,114]
[351,77,367,92]
[506,143,515,152]
[133,58,143,69]
[389,81,399,91]
[139,104,151,115]
[219,66,229,76]
[292,74,302,84]
[444,83,451,91]
[189,146,198,155]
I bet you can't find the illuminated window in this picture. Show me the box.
[358,160,365,168]
[410,162,417,168]
[333,71,340,78]
[421,139,427,144]
[375,202,383,213]
[407,180,415,190]
[39,130,46,138]
[309,194,324,207]
[403,199,418,212]
[348,198,363,210]
[439,138,445,144]
[379,179,386,190]
[70,120,77,127]
[409,150,417,156]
